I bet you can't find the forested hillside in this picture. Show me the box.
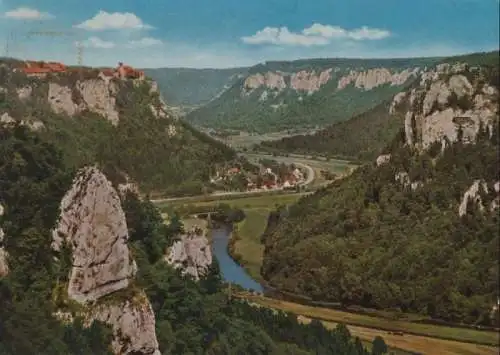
[186,57,441,133]
[261,60,500,326]
[258,51,499,161]
[0,61,244,197]
[258,100,403,161]
[143,67,247,107]
[0,125,379,355]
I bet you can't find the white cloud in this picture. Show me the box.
[126,37,163,48]
[80,36,115,49]
[3,7,54,20]
[347,26,391,40]
[242,23,391,46]
[75,11,152,31]
[241,27,329,46]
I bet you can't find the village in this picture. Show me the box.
[210,159,307,193]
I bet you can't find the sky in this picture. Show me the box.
[0,0,498,68]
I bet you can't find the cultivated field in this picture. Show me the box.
[238,294,499,355]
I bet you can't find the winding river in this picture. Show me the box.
[211,226,264,293]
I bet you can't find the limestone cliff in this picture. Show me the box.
[52,166,160,355]
[165,227,212,280]
[337,67,420,90]
[390,62,498,149]
[243,66,419,96]
[459,180,500,217]
[1,66,173,128]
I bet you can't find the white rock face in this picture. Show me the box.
[244,72,287,93]
[290,69,332,93]
[376,154,391,167]
[389,92,407,115]
[394,171,422,191]
[459,180,500,217]
[0,112,15,125]
[48,83,78,116]
[17,86,32,100]
[48,79,120,125]
[87,293,161,355]
[337,67,419,90]
[165,228,212,280]
[393,63,498,149]
[52,166,136,303]
[78,79,120,125]
[53,166,161,355]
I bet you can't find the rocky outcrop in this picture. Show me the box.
[87,292,161,355]
[78,80,120,125]
[52,166,137,303]
[0,112,15,126]
[52,166,161,355]
[459,180,500,217]
[48,83,78,116]
[48,79,120,125]
[165,227,212,280]
[244,72,287,93]
[389,92,407,115]
[16,86,32,100]
[337,67,420,90]
[395,171,422,191]
[391,63,498,149]
[0,203,8,277]
[376,154,391,166]
[1,113,45,131]
[243,69,333,95]
[290,69,332,93]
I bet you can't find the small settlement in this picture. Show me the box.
[211,163,306,192]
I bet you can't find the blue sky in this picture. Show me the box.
[0,0,498,68]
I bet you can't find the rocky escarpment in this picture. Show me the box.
[0,203,8,277]
[165,227,212,280]
[86,292,160,355]
[459,180,500,217]
[243,66,420,97]
[52,166,160,355]
[1,68,172,128]
[337,67,420,90]
[390,62,498,149]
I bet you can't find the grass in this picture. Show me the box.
[232,208,270,282]
[236,294,500,352]
[296,314,497,355]
[160,193,305,212]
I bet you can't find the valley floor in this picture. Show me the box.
[237,293,499,355]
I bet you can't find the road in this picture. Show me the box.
[151,160,315,204]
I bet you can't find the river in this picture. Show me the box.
[211,226,264,293]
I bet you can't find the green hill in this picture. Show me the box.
[143,67,248,108]
[0,60,245,197]
[260,60,500,326]
[185,57,442,133]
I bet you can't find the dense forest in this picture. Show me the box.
[257,100,404,161]
[0,63,244,197]
[261,121,500,326]
[0,125,383,354]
